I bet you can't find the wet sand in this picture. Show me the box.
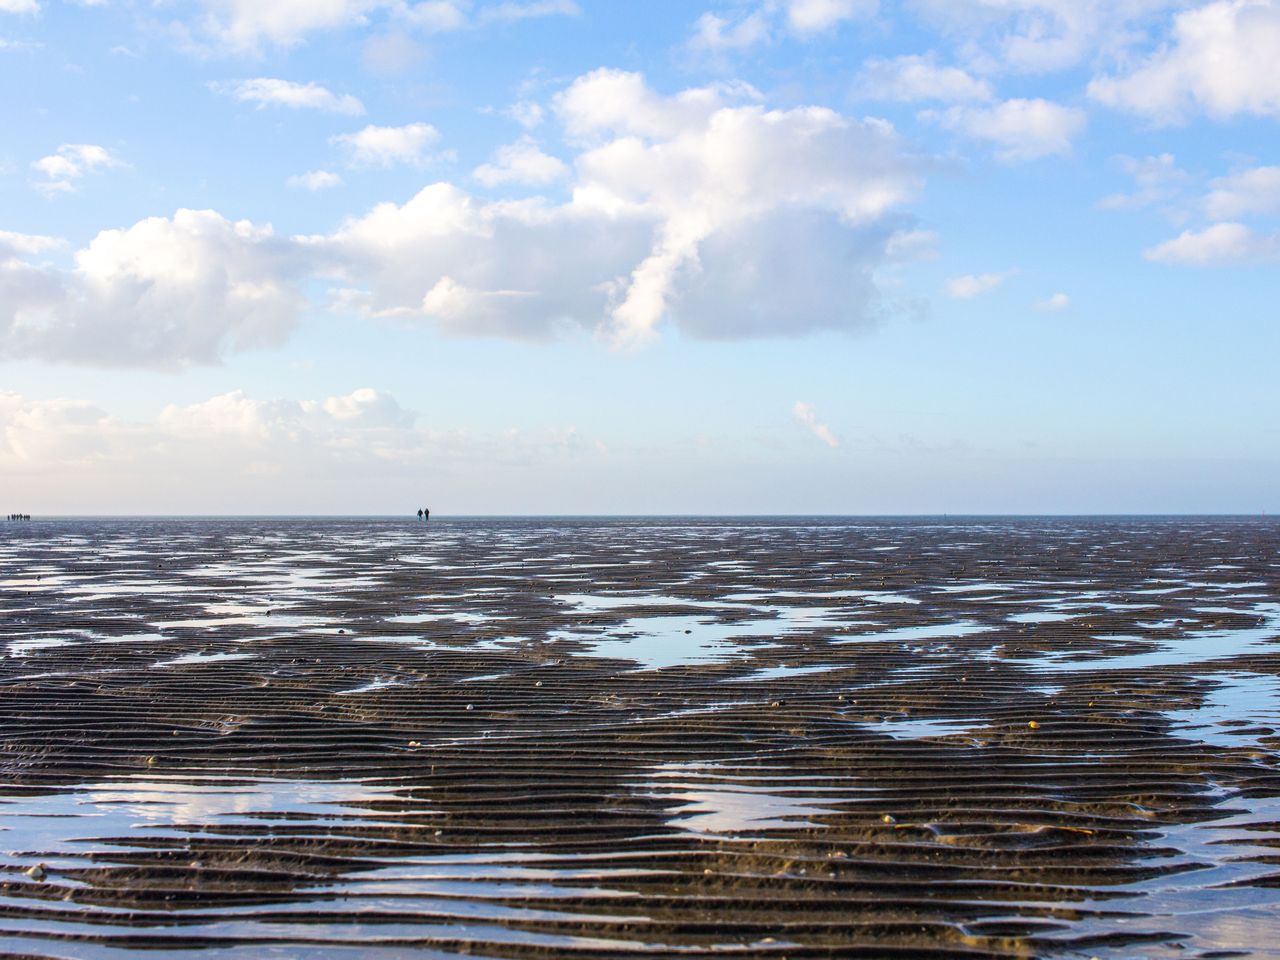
[1,516,1279,959]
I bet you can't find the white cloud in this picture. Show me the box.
[885,227,939,259]
[1089,0,1280,122]
[1036,291,1070,310]
[332,122,440,166]
[476,0,580,25]
[0,387,610,512]
[0,209,306,367]
[908,0,1186,75]
[316,70,919,346]
[0,0,39,13]
[1204,165,1280,218]
[216,78,365,115]
[0,229,63,257]
[288,170,344,191]
[1144,221,1280,263]
[189,0,580,50]
[320,386,415,426]
[30,143,123,196]
[505,100,545,128]
[857,54,994,102]
[786,0,874,36]
[402,0,469,31]
[5,71,922,365]
[1098,152,1188,210]
[473,136,568,186]
[0,387,417,485]
[194,0,383,52]
[935,98,1086,162]
[689,10,772,51]
[689,0,873,51]
[792,400,840,448]
[946,271,1010,297]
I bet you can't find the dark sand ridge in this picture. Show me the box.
[0,517,1278,958]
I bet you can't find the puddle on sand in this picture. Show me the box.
[1060,794,1280,959]
[6,637,75,655]
[643,762,850,835]
[387,612,505,626]
[1163,674,1280,747]
[567,614,777,668]
[0,776,408,872]
[155,652,255,667]
[873,716,980,740]
[1009,611,1079,624]
[733,663,845,682]
[832,621,992,645]
[1036,602,1280,673]
[566,601,872,669]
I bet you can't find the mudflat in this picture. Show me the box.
[1,516,1278,959]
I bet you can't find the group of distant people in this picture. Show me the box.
[416,507,431,521]
[6,514,31,521]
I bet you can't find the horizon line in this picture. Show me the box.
[5,512,1275,520]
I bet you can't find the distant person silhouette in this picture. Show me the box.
[424,507,430,521]
[417,509,423,520]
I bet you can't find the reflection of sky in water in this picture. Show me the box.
[644,763,851,834]
[7,636,75,655]
[1008,611,1079,624]
[1163,674,1280,748]
[1031,603,1280,673]
[156,651,254,667]
[0,776,408,871]
[873,716,980,740]
[1064,795,1280,958]
[833,622,992,646]
[566,603,874,669]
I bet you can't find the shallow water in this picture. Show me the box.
[2,516,1279,959]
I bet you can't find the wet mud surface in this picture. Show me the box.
[1,516,1279,958]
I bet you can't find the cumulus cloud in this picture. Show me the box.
[1089,0,1280,122]
[3,71,922,366]
[0,209,306,367]
[857,54,994,102]
[946,271,1010,298]
[1144,221,1280,263]
[473,136,568,186]
[1204,165,1280,218]
[332,122,440,166]
[934,98,1086,162]
[215,78,364,115]
[1036,292,1070,310]
[319,69,919,345]
[319,386,415,426]
[0,387,609,511]
[787,0,873,34]
[792,401,840,448]
[0,230,62,257]
[288,169,344,191]
[30,143,122,196]
[0,0,39,13]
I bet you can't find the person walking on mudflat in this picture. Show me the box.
[417,509,423,520]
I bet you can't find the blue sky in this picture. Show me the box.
[1,0,1277,514]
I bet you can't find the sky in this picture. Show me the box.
[1,0,1278,515]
